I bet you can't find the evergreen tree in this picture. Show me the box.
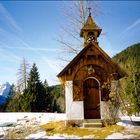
[22,63,47,112]
[43,79,49,93]
[113,43,140,115]
[48,85,65,113]
[43,79,51,111]
[4,84,22,112]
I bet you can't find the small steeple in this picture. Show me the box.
[80,8,102,46]
[88,7,91,17]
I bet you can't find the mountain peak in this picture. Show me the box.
[0,82,11,98]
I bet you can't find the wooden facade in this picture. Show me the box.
[58,42,125,101]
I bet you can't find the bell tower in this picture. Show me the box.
[80,8,102,47]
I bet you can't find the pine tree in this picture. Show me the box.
[43,79,51,111]
[43,79,49,93]
[4,84,22,112]
[48,85,64,113]
[22,63,47,112]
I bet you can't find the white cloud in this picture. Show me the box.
[122,18,140,34]
[104,49,120,57]
[41,56,61,73]
[0,41,21,61]
[0,48,21,61]
[99,34,120,57]
[0,3,22,32]
[2,46,62,52]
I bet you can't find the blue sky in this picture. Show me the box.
[0,1,140,86]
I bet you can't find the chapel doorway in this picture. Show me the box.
[83,78,100,119]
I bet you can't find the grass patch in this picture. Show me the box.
[3,126,40,139]
[40,121,124,139]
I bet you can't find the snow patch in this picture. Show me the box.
[117,122,134,127]
[105,132,137,139]
[105,133,124,139]
[121,116,140,122]
[25,131,46,139]
[0,113,66,125]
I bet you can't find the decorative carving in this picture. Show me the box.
[73,80,83,101]
[73,86,83,101]
[101,81,111,90]
[87,65,95,75]
[65,81,73,88]
[101,80,111,101]
[73,64,109,101]
[110,72,119,80]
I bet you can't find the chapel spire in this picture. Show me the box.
[80,8,102,46]
[88,7,91,17]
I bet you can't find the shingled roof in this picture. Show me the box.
[80,15,102,38]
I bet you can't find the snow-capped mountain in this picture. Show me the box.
[0,82,11,105]
[0,82,11,98]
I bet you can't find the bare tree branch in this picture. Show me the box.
[17,58,30,93]
[57,1,104,63]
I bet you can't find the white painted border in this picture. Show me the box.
[65,81,84,120]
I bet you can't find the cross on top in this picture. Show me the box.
[88,7,91,17]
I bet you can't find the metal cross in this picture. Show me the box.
[88,7,91,17]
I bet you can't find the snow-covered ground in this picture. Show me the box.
[109,116,140,139]
[0,113,139,139]
[117,115,140,127]
[0,112,66,125]
[1,113,139,126]
[121,115,140,122]
[0,112,66,138]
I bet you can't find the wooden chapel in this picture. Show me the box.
[57,11,125,124]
